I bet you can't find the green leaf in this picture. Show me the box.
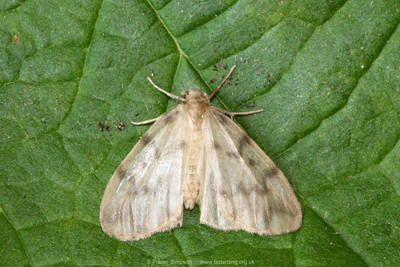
[1,0,399,266]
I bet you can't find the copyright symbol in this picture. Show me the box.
[147,260,152,264]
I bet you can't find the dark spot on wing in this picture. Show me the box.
[238,133,252,156]
[276,205,298,218]
[219,190,230,198]
[242,133,252,145]
[284,205,301,218]
[217,113,229,125]
[141,162,148,168]
[166,207,171,218]
[261,206,272,225]
[126,173,136,183]
[155,147,162,160]
[140,132,151,146]
[163,112,176,124]
[226,151,240,158]
[236,181,249,195]
[140,185,149,195]
[115,166,128,181]
[231,210,237,220]
[255,185,268,196]
[180,140,186,149]
[212,141,222,150]
[272,201,291,217]
[264,164,280,178]
[248,158,256,166]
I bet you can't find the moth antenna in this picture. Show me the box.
[212,106,265,119]
[131,117,158,125]
[147,77,179,99]
[174,91,187,106]
[208,65,236,100]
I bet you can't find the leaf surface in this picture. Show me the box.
[1,0,400,266]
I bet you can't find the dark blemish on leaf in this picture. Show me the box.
[97,122,105,131]
[246,102,256,109]
[23,195,26,198]
[97,121,110,132]
[116,121,126,131]
[12,33,19,43]
[209,78,215,83]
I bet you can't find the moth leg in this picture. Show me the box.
[212,106,264,119]
[147,77,179,99]
[208,65,237,99]
[131,117,159,125]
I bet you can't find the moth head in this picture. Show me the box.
[179,89,209,105]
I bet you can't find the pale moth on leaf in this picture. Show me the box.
[100,66,302,241]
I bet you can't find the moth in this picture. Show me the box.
[100,66,302,241]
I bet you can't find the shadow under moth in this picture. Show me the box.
[100,66,302,241]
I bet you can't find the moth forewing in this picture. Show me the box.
[100,107,191,240]
[100,65,302,241]
[197,108,301,234]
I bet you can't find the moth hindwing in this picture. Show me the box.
[100,66,302,241]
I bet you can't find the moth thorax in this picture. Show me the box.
[185,89,208,124]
